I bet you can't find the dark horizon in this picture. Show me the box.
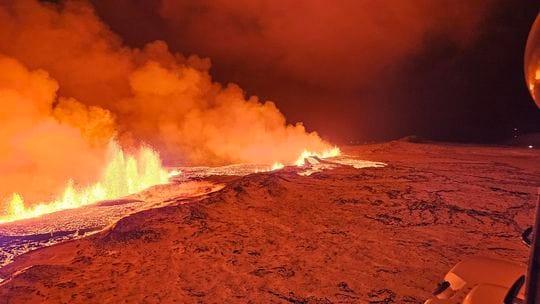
[91,0,539,145]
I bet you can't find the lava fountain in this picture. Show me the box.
[0,144,343,224]
[294,147,341,166]
[0,0,343,224]
[0,142,169,224]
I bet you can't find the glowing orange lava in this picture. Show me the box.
[266,147,341,171]
[294,147,341,166]
[0,145,341,224]
[0,143,170,224]
[271,162,285,171]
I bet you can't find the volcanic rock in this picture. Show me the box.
[0,141,538,303]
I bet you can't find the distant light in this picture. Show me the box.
[271,162,284,171]
[168,169,182,177]
[528,145,534,149]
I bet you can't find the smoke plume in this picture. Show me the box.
[0,0,330,206]
[0,55,113,204]
[91,0,501,140]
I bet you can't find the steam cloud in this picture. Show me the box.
[0,55,112,204]
[91,0,497,140]
[0,0,498,209]
[0,0,331,206]
[153,0,491,90]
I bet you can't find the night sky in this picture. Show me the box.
[92,0,539,144]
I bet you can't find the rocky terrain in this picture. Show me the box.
[0,181,223,267]
[0,141,538,303]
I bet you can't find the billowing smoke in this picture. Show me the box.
[153,0,491,91]
[0,0,500,209]
[92,0,499,140]
[0,55,113,204]
[0,0,330,206]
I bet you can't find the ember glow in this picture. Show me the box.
[294,147,341,166]
[0,143,169,224]
[0,144,344,223]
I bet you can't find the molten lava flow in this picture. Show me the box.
[271,162,285,171]
[267,147,341,171]
[0,143,170,224]
[168,169,182,178]
[294,147,341,166]
[265,147,342,171]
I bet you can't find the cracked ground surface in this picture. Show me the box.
[0,141,538,303]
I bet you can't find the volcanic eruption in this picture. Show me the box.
[0,1,538,303]
[0,0,337,223]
